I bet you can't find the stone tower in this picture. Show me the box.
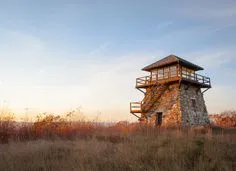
[130,55,211,127]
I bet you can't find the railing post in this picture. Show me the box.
[179,65,182,78]
[140,102,142,112]
[176,64,179,77]
[130,102,131,113]
[181,66,183,78]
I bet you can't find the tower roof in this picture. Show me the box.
[142,54,204,71]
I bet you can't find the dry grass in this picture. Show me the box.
[0,112,236,171]
[0,127,235,171]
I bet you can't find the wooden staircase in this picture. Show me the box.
[130,83,169,120]
[141,84,169,113]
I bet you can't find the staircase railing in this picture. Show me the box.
[130,102,142,113]
[141,84,169,113]
[136,75,152,87]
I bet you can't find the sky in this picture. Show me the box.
[0,0,235,121]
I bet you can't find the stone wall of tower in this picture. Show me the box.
[144,83,182,127]
[142,83,210,127]
[179,84,210,126]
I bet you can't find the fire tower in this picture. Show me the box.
[130,54,211,127]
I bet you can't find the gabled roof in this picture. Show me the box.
[142,54,204,71]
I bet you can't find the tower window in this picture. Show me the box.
[158,69,164,79]
[164,67,169,78]
[170,65,177,77]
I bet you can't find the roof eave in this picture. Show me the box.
[142,65,204,72]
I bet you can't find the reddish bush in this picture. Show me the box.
[0,112,15,143]
[209,111,236,128]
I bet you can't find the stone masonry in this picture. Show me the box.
[180,84,210,126]
[144,83,210,127]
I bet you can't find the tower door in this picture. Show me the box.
[156,112,163,126]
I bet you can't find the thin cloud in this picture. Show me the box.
[155,21,173,30]
[88,42,112,56]
[190,49,236,68]
[173,0,236,19]
[210,23,235,33]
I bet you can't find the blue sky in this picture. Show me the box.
[0,0,235,121]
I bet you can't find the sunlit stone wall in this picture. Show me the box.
[142,83,210,127]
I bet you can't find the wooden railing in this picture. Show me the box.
[130,102,142,113]
[136,70,211,87]
[181,72,211,86]
[136,71,178,87]
[136,75,153,87]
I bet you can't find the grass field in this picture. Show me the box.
[0,112,236,171]
[0,126,235,171]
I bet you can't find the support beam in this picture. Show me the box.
[137,88,145,94]
[202,88,210,94]
[131,113,141,119]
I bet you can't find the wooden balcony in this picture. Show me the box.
[181,72,211,88]
[136,71,211,88]
[130,102,142,113]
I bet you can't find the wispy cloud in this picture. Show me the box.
[209,23,236,34]
[88,42,112,56]
[173,0,236,19]
[190,48,236,68]
[0,30,159,120]
[155,21,173,30]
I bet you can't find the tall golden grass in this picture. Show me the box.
[0,111,236,171]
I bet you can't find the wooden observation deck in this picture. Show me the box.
[130,69,211,114]
[136,70,211,89]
